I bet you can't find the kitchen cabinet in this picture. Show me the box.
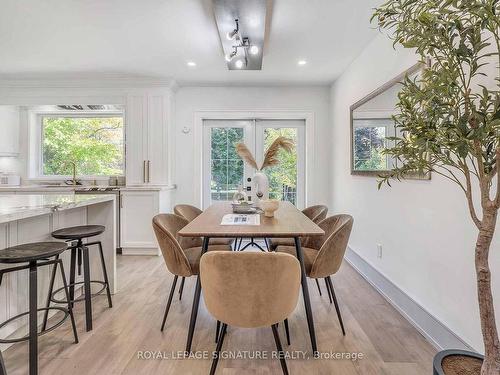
[0,106,20,156]
[120,188,172,255]
[125,90,171,186]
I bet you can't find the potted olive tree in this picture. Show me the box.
[372,1,500,374]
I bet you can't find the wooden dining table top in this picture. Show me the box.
[178,201,325,238]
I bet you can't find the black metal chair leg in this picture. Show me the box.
[271,324,289,375]
[178,277,185,301]
[264,238,270,251]
[0,348,6,375]
[97,241,113,308]
[57,259,79,344]
[315,278,322,296]
[325,278,333,303]
[327,276,345,336]
[210,323,227,375]
[69,248,77,308]
[160,275,178,331]
[185,237,209,352]
[82,246,93,332]
[215,320,220,343]
[284,319,291,345]
[41,254,59,331]
[28,262,38,375]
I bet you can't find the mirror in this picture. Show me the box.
[350,62,430,179]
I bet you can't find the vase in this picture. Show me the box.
[253,172,269,208]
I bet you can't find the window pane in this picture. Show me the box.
[210,127,244,202]
[42,116,124,176]
[263,128,298,206]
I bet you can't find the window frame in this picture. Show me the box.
[31,110,125,180]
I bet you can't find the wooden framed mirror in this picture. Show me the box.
[350,62,430,180]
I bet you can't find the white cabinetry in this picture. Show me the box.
[0,106,20,156]
[120,188,172,255]
[126,90,171,186]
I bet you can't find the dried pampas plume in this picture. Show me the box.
[235,142,259,170]
[235,136,294,171]
[260,136,294,170]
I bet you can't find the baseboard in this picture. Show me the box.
[121,248,160,256]
[345,247,475,352]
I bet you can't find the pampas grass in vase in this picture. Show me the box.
[235,136,294,207]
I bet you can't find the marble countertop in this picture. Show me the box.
[0,184,176,192]
[0,194,116,224]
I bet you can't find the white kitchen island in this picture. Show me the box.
[0,194,116,345]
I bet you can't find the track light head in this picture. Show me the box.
[226,19,239,40]
[225,48,237,62]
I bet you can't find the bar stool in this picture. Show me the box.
[0,242,79,375]
[42,225,112,333]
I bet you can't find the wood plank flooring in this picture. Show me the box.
[2,248,436,374]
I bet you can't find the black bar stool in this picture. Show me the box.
[43,225,112,332]
[0,242,79,375]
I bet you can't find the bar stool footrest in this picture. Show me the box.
[50,280,107,304]
[0,307,69,344]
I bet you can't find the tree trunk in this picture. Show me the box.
[476,207,500,375]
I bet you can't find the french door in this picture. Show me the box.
[202,119,305,208]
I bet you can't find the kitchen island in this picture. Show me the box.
[0,194,116,344]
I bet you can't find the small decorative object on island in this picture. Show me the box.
[260,199,279,218]
[373,1,500,374]
[236,136,294,208]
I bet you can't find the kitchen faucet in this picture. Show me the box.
[61,160,79,186]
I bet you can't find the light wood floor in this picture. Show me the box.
[2,248,436,374]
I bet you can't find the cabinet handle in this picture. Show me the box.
[147,160,151,183]
[143,160,147,183]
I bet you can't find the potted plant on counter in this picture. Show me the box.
[372,1,500,374]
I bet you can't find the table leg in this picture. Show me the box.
[185,236,209,353]
[294,237,318,354]
[29,261,38,375]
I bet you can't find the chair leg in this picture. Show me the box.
[57,259,79,344]
[42,254,59,331]
[315,278,322,296]
[215,320,220,343]
[210,323,227,375]
[97,241,113,308]
[324,278,332,303]
[161,275,178,331]
[271,324,289,375]
[69,247,77,308]
[178,277,185,301]
[327,276,346,336]
[283,319,291,345]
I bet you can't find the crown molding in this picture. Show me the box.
[0,74,177,90]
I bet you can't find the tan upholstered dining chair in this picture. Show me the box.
[201,251,301,375]
[276,214,353,336]
[268,204,328,251]
[152,214,232,332]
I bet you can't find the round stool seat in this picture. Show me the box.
[0,242,68,264]
[52,225,105,240]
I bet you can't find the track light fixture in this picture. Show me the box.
[226,19,239,40]
[225,48,237,62]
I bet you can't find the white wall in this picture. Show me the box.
[330,34,500,351]
[173,86,332,207]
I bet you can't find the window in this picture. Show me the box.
[41,115,124,177]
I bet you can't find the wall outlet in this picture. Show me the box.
[377,244,383,259]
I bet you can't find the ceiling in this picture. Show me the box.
[0,0,381,86]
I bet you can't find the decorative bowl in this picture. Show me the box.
[260,199,279,218]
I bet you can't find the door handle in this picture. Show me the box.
[147,160,151,183]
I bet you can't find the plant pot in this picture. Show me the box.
[433,349,484,375]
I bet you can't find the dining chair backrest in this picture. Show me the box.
[173,204,203,222]
[302,205,328,224]
[309,214,353,278]
[200,252,301,328]
[152,214,195,277]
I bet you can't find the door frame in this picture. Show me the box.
[193,110,315,208]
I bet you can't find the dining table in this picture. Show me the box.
[178,201,325,354]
